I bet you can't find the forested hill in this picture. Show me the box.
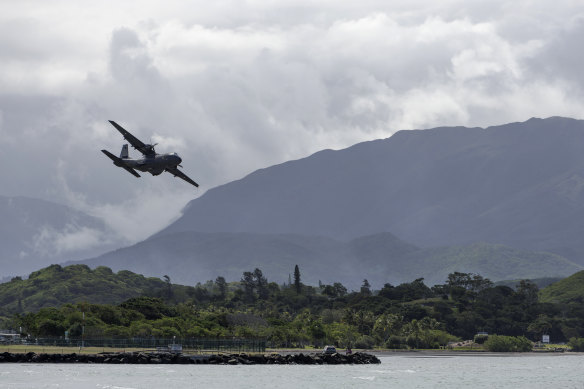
[539,270,584,304]
[0,264,197,313]
[156,116,584,264]
[3,264,584,348]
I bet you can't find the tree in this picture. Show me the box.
[403,319,423,348]
[360,279,372,296]
[373,313,403,343]
[241,272,256,302]
[528,314,552,340]
[447,272,493,292]
[162,275,173,299]
[516,279,539,306]
[568,337,584,351]
[392,278,433,301]
[321,285,337,298]
[293,265,301,294]
[38,319,66,337]
[215,276,227,300]
[379,283,396,299]
[446,272,492,303]
[344,309,375,335]
[333,282,347,297]
[308,322,327,345]
[253,268,269,300]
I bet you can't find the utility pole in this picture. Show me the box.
[82,311,85,349]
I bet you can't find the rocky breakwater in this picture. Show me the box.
[0,351,380,365]
[207,352,380,365]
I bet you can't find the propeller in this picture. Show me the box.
[144,142,158,153]
[145,138,158,153]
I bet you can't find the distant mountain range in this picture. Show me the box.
[157,116,584,263]
[79,231,582,288]
[0,196,126,278]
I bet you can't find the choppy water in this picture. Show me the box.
[1,354,583,389]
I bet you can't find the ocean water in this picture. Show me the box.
[1,354,583,389]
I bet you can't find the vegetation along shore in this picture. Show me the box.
[2,264,584,352]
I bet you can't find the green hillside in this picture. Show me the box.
[0,264,195,313]
[381,242,583,286]
[539,270,584,304]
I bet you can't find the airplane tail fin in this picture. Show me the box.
[120,144,129,159]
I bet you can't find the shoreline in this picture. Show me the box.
[1,349,575,365]
[266,348,575,357]
[371,350,576,357]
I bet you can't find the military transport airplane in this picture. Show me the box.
[101,120,199,187]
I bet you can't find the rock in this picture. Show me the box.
[0,351,380,365]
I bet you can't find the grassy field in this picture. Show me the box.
[0,345,145,354]
[0,345,260,354]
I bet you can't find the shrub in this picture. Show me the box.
[354,335,376,349]
[428,330,460,348]
[484,335,532,352]
[474,334,488,344]
[37,319,66,337]
[568,337,584,351]
[385,335,407,349]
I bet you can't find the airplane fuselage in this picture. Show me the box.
[116,153,182,176]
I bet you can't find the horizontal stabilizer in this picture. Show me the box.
[101,149,141,178]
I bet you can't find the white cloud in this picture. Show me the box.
[88,189,194,241]
[32,225,105,256]
[1,0,584,245]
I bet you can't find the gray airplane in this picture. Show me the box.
[101,120,199,187]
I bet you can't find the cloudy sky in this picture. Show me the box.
[1,0,583,247]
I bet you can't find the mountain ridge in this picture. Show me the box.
[76,230,582,288]
[154,116,584,264]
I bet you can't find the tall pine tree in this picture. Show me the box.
[294,264,301,294]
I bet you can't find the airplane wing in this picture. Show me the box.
[108,120,155,157]
[165,166,199,187]
[101,149,142,178]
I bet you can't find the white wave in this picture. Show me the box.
[353,376,376,381]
